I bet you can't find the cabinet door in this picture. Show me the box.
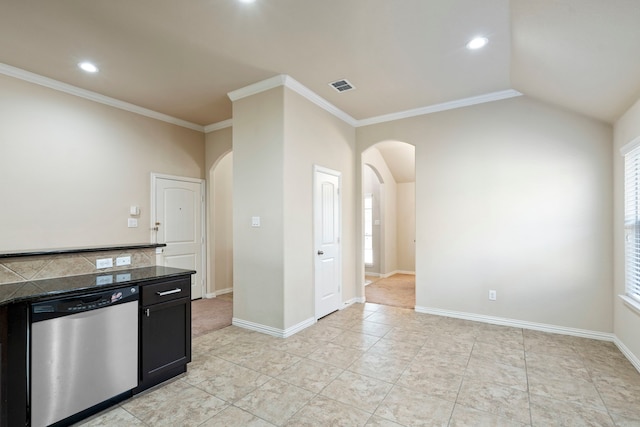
[140,297,191,386]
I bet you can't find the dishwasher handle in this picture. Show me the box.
[156,288,182,296]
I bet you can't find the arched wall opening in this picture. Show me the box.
[207,150,234,297]
[361,140,416,307]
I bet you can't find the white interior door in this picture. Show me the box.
[153,175,204,300]
[314,166,342,319]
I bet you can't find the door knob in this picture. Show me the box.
[317,250,324,255]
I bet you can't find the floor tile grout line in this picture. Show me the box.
[522,328,534,427]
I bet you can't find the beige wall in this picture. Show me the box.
[358,96,613,332]
[0,74,205,252]
[205,127,233,296]
[231,85,356,332]
[362,147,397,275]
[212,152,233,295]
[397,182,416,272]
[283,87,356,328]
[613,97,640,362]
[232,87,286,329]
[363,164,382,274]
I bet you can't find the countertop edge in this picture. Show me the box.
[1,266,196,306]
[0,243,167,259]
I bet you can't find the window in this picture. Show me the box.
[364,193,373,265]
[624,141,640,304]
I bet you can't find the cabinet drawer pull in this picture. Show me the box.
[156,288,182,296]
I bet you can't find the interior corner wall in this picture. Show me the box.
[0,73,205,252]
[357,96,613,333]
[232,87,285,330]
[283,87,356,329]
[362,147,398,275]
[613,97,640,362]
[205,127,233,296]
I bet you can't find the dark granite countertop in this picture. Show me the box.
[0,266,195,306]
[0,243,166,259]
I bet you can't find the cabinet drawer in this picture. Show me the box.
[141,278,190,305]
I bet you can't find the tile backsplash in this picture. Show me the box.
[0,248,156,285]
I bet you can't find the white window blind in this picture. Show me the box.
[624,144,640,303]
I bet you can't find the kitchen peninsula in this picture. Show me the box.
[0,244,195,427]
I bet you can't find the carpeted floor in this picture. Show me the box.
[365,274,415,309]
[191,293,233,337]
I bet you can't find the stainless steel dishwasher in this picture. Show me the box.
[30,285,139,427]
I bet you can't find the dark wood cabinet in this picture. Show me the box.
[0,267,193,427]
[136,276,191,392]
[0,302,28,427]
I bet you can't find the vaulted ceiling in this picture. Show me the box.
[1,0,639,127]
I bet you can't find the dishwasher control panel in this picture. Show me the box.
[31,286,138,322]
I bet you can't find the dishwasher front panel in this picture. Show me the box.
[31,300,138,427]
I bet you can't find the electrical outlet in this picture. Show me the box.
[116,255,131,266]
[489,290,497,301]
[96,258,113,269]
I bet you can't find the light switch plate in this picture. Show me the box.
[128,218,138,228]
[251,216,261,227]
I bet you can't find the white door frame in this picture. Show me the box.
[313,165,343,319]
[151,172,206,297]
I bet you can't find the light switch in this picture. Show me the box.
[251,216,261,227]
[129,205,140,216]
[128,218,138,228]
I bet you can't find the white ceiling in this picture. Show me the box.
[2,0,638,128]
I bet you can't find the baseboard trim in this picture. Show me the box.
[614,336,640,373]
[232,316,316,338]
[381,270,416,278]
[414,306,614,342]
[203,288,233,299]
[342,297,365,308]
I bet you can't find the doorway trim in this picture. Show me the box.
[151,172,207,298]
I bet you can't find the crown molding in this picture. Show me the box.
[227,75,287,102]
[228,75,522,129]
[204,119,233,133]
[227,74,358,127]
[356,89,523,127]
[282,75,358,126]
[0,62,205,132]
[3,61,524,134]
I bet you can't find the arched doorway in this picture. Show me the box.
[191,150,234,337]
[209,151,234,298]
[361,141,416,309]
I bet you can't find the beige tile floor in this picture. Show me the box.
[78,303,640,426]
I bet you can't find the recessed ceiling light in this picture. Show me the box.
[466,37,489,50]
[78,62,99,73]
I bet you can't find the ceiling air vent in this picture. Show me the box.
[329,79,355,93]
